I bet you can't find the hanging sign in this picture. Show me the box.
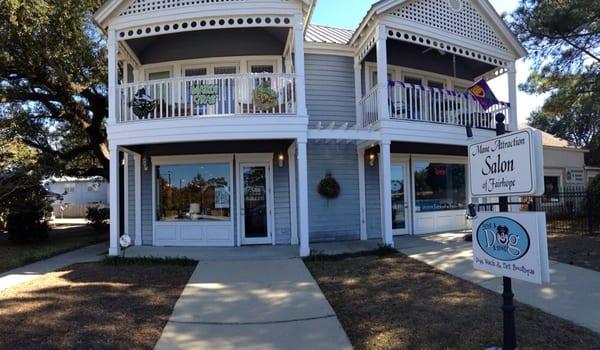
[468,79,499,110]
[191,85,219,105]
[473,212,550,285]
[469,128,544,197]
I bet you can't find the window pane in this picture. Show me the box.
[251,65,274,73]
[185,68,207,77]
[414,162,466,212]
[428,80,445,89]
[404,76,422,86]
[157,163,231,221]
[148,71,170,80]
[214,66,237,75]
[543,176,561,202]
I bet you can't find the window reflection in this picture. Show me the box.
[157,163,230,221]
[414,162,466,212]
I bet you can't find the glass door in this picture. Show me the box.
[240,163,272,244]
[392,162,410,235]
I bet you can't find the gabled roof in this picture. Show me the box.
[305,24,354,45]
[350,0,527,59]
[519,124,586,151]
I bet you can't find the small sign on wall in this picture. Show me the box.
[473,212,550,285]
[565,168,585,184]
[469,128,544,197]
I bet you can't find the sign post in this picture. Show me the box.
[469,114,549,350]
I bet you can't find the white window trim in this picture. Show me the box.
[364,62,474,91]
[247,59,280,74]
[145,66,173,80]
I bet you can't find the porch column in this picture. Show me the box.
[288,143,299,245]
[134,153,142,246]
[354,59,363,127]
[297,139,310,256]
[507,61,518,131]
[379,139,394,246]
[109,145,121,256]
[293,15,308,116]
[107,29,119,125]
[376,24,389,120]
[357,146,368,240]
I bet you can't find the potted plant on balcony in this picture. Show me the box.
[253,81,277,111]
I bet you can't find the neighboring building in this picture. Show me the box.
[45,177,109,218]
[95,0,529,256]
[586,166,600,185]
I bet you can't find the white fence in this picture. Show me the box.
[360,82,511,129]
[51,203,108,219]
[118,73,297,122]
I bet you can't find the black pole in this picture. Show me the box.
[496,113,517,350]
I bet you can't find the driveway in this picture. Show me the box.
[395,232,600,334]
[155,258,352,350]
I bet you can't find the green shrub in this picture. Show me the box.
[86,206,109,231]
[6,209,49,243]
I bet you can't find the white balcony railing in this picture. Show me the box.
[360,81,511,129]
[118,73,297,122]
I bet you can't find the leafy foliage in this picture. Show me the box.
[0,0,109,178]
[510,0,600,165]
[86,206,109,231]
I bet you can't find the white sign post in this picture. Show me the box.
[469,128,544,197]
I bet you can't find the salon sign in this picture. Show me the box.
[473,212,550,285]
[469,128,544,197]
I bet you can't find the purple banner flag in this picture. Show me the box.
[468,79,499,110]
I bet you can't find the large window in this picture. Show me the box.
[543,176,561,202]
[414,162,466,212]
[156,163,231,222]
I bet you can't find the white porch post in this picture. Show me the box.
[376,24,389,120]
[107,29,119,125]
[354,59,363,127]
[134,153,142,246]
[507,61,518,131]
[109,145,121,256]
[296,139,310,256]
[293,15,308,116]
[379,140,394,246]
[288,143,299,245]
[357,146,368,240]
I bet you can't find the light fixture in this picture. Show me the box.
[466,124,473,139]
[369,153,376,167]
[143,156,150,171]
[277,153,285,167]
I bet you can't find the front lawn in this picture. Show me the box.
[547,232,600,272]
[0,259,196,349]
[0,225,107,273]
[306,251,600,350]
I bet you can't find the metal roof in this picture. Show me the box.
[305,24,354,45]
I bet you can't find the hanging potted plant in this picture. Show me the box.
[317,173,341,199]
[253,80,277,111]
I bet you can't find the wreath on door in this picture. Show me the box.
[317,173,341,199]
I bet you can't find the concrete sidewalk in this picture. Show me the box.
[395,233,600,334]
[155,258,352,350]
[0,243,106,291]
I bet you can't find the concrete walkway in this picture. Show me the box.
[155,258,352,350]
[395,232,600,334]
[0,243,106,291]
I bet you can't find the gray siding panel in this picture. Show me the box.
[305,54,356,125]
[127,154,136,240]
[365,154,381,239]
[141,166,153,245]
[273,156,291,245]
[307,142,360,242]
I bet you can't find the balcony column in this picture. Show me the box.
[296,139,310,257]
[376,24,389,120]
[507,61,518,131]
[107,29,119,125]
[354,59,363,127]
[109,145,121,256]
[379,139,394,246]
[293,15,308,116]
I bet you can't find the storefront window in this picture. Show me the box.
[414,162,466,212]
[156,163,231,221]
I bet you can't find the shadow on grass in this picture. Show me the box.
[0,261,196,349]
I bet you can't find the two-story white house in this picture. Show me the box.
[94,0,526,256]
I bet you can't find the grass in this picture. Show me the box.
[0,260,196,349]
[546,232,600,272]
[306,250,600,350]
[103,256,197,266]
[0,225,107,274]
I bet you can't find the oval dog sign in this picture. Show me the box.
[476,216,530,261]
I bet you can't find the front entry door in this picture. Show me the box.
[239,162,272,245]
[391,162,410,235]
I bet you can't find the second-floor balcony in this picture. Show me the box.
[359,82,511,129]
[118,73,298,122]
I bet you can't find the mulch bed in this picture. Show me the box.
[0,261,196,349]
[547,232,600,272]
[306,252,600,350]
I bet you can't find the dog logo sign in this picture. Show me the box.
[476,217,530,261]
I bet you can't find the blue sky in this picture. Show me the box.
[311,0,544,124]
